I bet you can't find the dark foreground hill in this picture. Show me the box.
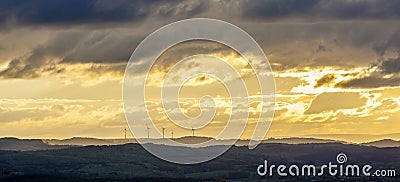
[0,143,399,181]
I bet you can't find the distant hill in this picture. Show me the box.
[0,137,70,151]
[43,137,217,146]
[1,136,342,151]
[41,133,400,146]
[304,133,400,143]
[173,136,213,144]
[263,137,342,144]
[43,137,137,146]
[362,139,400,148]
[231,137,342,146]
[43,136,344,147]
[3,136,399,151]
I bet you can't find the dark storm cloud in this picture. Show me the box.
[373,31,400,60]
[62,31,142,63]
[381,58,400,74]
[334,27,400,89]
[336,73,400,88]
[314,74,336,88]
[242,0,318,19]
[2,0,400,80]
[0,0,210,79]
[1,0,400,29]
[316,43,326,53]
[242,0,400,20]
[0,31,85,78]
[334,58,400,89]
[153,40,237,69]
[0,0,208,28]
[335,58,400,89]
[0,0,143,27]
[0,30,143,78]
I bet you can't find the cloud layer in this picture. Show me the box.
[0,0,399,139]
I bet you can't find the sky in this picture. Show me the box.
[0,0,399,141]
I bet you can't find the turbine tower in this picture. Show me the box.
[171,130,174,139]
[124,127,127,140]
[191,127,195,137]
[146,125,150,139]
[162,127,166,139]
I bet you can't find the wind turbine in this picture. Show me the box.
[191,127,195,137]
[171,130,174,139]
